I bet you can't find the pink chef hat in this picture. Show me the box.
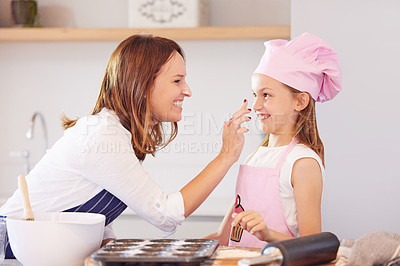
[254,32,342,102]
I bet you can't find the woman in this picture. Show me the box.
[0,34,250,258]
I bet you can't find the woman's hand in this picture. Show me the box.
[231,210,271,242]
[180,100,250,217]
[220,99,251,164]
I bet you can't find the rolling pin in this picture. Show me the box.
[238,232,340,266]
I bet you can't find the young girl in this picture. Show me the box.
[207,32,342,248]
[0,34,250,258]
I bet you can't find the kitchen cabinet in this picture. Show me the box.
[0,26,290,42]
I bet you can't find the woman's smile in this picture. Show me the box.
[150,51,191,122]
[172,100,183,108]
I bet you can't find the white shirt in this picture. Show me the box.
[245,143,324,236]
[0,108,185,238]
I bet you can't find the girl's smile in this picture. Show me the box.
[251,74,299,137]
[256,112,271,121]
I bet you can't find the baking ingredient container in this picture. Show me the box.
[6,212,105,266]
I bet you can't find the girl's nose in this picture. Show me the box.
[252,97,262,111]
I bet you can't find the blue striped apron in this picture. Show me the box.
[5,189,127,259]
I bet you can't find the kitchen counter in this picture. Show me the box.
[0,246,336,266]
[84,246,336,266]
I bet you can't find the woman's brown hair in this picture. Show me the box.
[259,88,325,167]
[61,34,184,161]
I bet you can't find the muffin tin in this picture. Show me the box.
[90,238,219,265]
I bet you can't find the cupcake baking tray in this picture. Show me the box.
[90,238,219,265]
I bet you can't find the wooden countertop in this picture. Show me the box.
[85,246,336,266]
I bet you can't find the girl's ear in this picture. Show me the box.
[295,92,310,111]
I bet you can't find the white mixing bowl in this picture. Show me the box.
[6,212,105,266]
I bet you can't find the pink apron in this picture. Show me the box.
[229,138,298,248]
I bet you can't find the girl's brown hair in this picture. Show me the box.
[260,88,325,166]
[61,34,184,161]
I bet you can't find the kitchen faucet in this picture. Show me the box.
[9,112,48,175]
[26,112,48,150]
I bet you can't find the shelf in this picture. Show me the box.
[0,26,290,42]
